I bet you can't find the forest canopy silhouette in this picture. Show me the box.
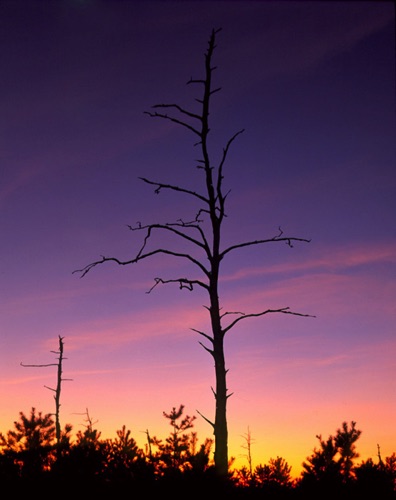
[0,403,395,498]
[6,336,394,497]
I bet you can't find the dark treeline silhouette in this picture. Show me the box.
[0,406,395,498]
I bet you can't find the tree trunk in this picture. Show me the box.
[209,255,229,476]
[213,331,228,476]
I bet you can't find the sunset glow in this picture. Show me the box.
[1,0,395,479]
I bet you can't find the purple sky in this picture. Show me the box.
[1,1,395,475]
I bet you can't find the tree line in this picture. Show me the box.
[0,405,395,498]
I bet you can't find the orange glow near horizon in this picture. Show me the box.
[1,253,395,478]
[1,0,395,483]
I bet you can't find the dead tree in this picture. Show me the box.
[241,427,255,480]
[21,335,72,448]
[74,28,313,476]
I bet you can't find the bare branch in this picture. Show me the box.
[210,87,222,95]
[128,218,212,258]
[219,310,245,320]
[141,244,210,277]
[139,176,209,203]
[75,216,217,279]
[193,325,215,356]
[187,78,205,85]
[144,110,201,136]
[150,103,202,121]
[191,327,214,344]
[198,341,214,356]
[222,307,315,335]
[146,277,208,293]
[173,219,211,254]
[73,256,123,277]
[129,220,209,254]
[20,362,57,368]
[220,234,311,259]
[74,245,211,280]
[217,129,244,195]
[196,409,215,429]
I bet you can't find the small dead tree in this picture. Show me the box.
[74,28,313,476]
[241,427,255,480]
[21,335,72,448]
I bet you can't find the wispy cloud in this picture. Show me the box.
[0,276,150,317]
[221,241,396,282]
[0,165,48,207]
[60,304,208,352]
[229,336,396,384]
[0,374,51,386]
[226,2,394,82]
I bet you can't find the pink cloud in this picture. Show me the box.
[0,374,51,386]
[228,271,395,323]
[61,304,208,353]
[221,241,396,282]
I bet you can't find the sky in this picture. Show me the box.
[1,0,395,477]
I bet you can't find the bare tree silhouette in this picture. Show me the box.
[74,28,313,476]
[21,335,72,449]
